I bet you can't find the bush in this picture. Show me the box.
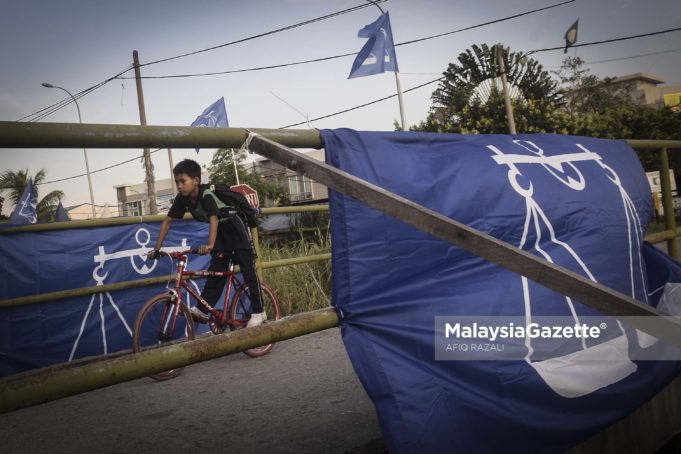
[258,229,331,315]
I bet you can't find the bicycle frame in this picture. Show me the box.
[170,251,250,330]
[132,248,281,379]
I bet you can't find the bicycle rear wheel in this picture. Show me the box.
[132,293,195,380]
[230,283,281,357]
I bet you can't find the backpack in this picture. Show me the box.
[202,183,259,228]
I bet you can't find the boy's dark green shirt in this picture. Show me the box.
[167,188,233,222]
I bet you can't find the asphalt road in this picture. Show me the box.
[0,328,384,454]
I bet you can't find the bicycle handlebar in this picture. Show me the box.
[155,248,199,259]
[150,248,230,260]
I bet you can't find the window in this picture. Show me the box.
[126,201,142,217]
[289,175,313,202]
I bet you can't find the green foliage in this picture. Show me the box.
[259,232,331,315]
[552,57,633,116]
[0,168,64,222]
[414,43,561,134]
[0,195,6,220]
[413,45,681,166]
[208,148,290,206]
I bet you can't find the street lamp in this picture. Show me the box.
[41,82,97,219]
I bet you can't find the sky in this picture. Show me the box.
[1,0,680,216]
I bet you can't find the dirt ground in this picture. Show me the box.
[0,328,384,454]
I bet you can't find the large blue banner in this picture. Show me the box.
[322,129,681,453]
[0,220,212,377]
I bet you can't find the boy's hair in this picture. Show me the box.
[173,159,202,179]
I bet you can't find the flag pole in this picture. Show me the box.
[394,72,408,131]
[366,1,407,131]
[231,149,240,185]
[497,45,517,135]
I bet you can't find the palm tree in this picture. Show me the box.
[0,169,64,222]
[426,43,560,132]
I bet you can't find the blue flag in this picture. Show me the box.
[322,129,681,453]
[190,97,229,153]
[54,201,70,222]
[348,12,399,79]
[10,178,37,224]
[0,220,212,377]
[191,97,229,128]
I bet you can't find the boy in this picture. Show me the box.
[147,159,266,327]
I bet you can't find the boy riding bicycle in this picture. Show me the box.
[147,159,266,328]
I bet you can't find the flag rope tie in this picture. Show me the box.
[240,130,257,154]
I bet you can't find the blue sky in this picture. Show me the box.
[1,0,680,215]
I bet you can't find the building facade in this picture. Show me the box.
[114,172,208,217]
[65,202,118,220]
[251,149,328,204]
[611,73,681,110]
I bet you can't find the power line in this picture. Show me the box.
[116,52,358,80]
[18,65,134,123]
[281,77,443,129]
[118,0,575,81]
[17,2,385,122]
[281,27,681,128]
[584,47,681,65]
[398,0,574,46]
[28,2,569,184]
[30,20,681,184]
[544,47,681,68]
[36,75,437,187]
[28,2,676,187]
[36,148,162,186]
[139,0,387,68]
[527,26,681,55]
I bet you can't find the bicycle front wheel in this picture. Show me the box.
[230,283,281,357]
[132,293,195,380]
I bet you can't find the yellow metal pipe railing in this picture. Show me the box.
[0,307,340,414]
[1,120,680,414]
[0,205,331,309]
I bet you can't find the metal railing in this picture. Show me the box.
[1,120,680,415]
[628,142,681,259]
[0,205,330,309]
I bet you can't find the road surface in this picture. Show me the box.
[0,328,384,453]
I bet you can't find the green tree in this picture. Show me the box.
[552,56,633,117]
[208,148,289,207]
[414,43,561,134]
[413,48,681,168]
[0,169,64,222]
[551,57,681,172]
[0,195,7,221]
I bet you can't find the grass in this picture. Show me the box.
[258,229,332,316]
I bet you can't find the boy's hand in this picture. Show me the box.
[198,245,213,255]
[147,249,161,260]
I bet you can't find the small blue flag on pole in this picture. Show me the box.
[54,201,70,222]
[191,97,229,128]
[10,178,38,224]
[348,12,399,79]
[190,97,229,153]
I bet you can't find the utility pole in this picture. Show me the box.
[167,148,176,196]
[497,44,517,135]
[132,50,158,215]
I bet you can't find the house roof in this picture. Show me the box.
[613,72,666,85]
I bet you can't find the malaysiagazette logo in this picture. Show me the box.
[445,321,603,342]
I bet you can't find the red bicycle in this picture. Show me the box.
[132,248,281,380]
